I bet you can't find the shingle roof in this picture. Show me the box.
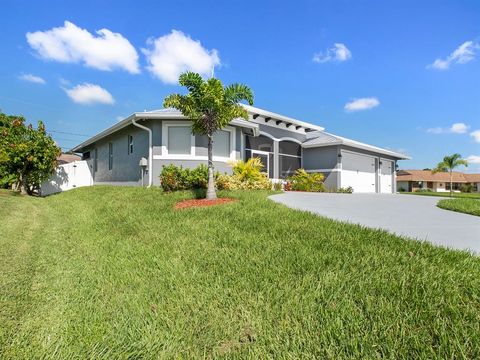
[397,170,480,183]
[57,153,81,165]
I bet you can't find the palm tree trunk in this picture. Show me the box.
[449,170,452,198]
[206,135,216,200]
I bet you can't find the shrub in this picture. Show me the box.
[160,164,211,191]
[272,182,283,191]
[460,184,474,193]
[398,187,406,192]
[337,186,354,194]
[216,158,272,191]
[415,188,432,193]
[231,158,264,181]
[287,169,325,192]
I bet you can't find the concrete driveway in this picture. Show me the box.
[270,193,480,254]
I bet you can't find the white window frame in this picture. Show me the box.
[161,121,195,159]
[159,121,236,162]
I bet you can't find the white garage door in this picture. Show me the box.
[341,152,376,193]
[380,159,394,193]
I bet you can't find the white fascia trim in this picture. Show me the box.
[259,131,303,144]
[242,104,325,131]
[304,140,410,160]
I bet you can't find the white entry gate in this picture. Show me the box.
[40,160,93,196]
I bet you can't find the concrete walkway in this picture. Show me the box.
[270,193,480,254]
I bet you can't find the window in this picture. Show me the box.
[213,130,230,158]
[168,126,191,155]
[94,149,98,172]
[128,135,133,154]
[245,135,273,152]
[279,140,301,178]
[108,143,113,170]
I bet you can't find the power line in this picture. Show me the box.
[49,130,91,137]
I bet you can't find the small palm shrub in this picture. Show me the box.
[160,164,211,191]
[286,169,325,192]
[231,158,264,181]
[216,158,272,190]
[460,184,474,193]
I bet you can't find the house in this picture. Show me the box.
[57,153,81,165]
[71,105,409,193]
[396,170,480,192]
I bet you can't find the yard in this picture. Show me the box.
[402,191,480,199]
[438,198,480,217]
[1,187,479,358]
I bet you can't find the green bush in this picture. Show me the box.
[287,169,325,192]
[272,182,283,191]
[415,188,433,193]
[460,184,474,193]
[215,158,272,191]
[160,164,210,191]
[337,186,354,194]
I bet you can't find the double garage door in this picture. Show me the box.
[340,151,393,193]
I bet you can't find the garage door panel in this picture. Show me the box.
[380,159,393,193]
[341,152,376,193]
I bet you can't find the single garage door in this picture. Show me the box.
[380,159,394,193]
[341,151,376,193]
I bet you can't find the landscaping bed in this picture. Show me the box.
[1,187,479,358]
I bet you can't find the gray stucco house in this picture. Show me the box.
[71,105,409,193]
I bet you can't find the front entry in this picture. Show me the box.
[250,150,270,176]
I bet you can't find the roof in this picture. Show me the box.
[396,170,480,183]
[302,131,410,159]
[71,108,260,152]
[57,153,81,165]
[241,104,324,132]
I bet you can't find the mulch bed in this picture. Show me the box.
[174,198,238,210]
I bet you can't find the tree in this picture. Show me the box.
[0,113,60,195]
[432,153,468,197]
[163,72,254,199]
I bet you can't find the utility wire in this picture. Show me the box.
[49,130,91,137]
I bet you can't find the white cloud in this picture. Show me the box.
[26,21,139,73]
[313,43,352,63]
[466,155,480,164]
[427,122,470,134]
[428,41,479,70]
[64,83,115,105]
[18,73,46,84]
[142,30,220,84]
[470,130,480,143]
[344,97,379,112]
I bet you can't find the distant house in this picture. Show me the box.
[70,105,409,193]
[57,153,81,165]
[397,170,480,192]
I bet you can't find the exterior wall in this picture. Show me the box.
[82,118,244,186]
[84,123,149,185]
[257,124,307,143]
[302,146,339,171]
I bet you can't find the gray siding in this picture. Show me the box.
[303,146,339,170]
[341,145,398,162]
[152,159,232,186]
[85,123,149,185]
[258,123,307,142]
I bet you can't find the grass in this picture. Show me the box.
[437,198,480,217]
[1,187,479,359]
[401,191,480,199]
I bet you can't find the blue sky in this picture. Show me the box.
[1,0,479,171]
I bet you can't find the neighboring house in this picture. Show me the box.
[57,153,81,165]
[397,170,480,192]
[71,105,409,193]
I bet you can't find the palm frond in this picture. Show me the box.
[224,84,254,105]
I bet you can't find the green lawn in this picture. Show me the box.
[402,191,480,199]
[1,187,479,358]
[437,198,480,217]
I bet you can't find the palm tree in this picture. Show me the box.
[432,154,468,197]
[164,72,254,200]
